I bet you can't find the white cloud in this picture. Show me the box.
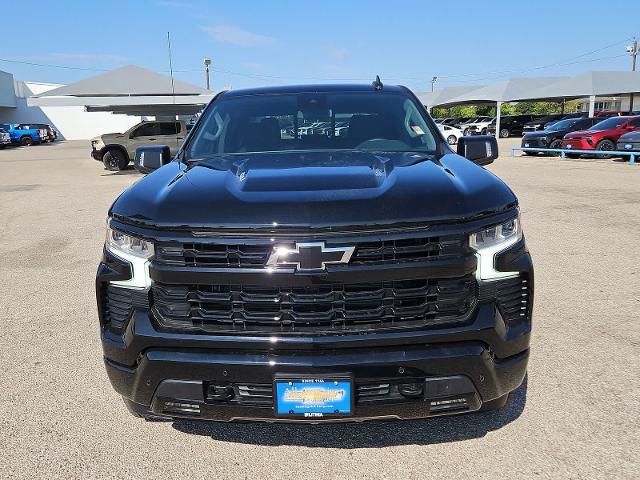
[200,25,275,47]
[322,44,350,59]
[158,0,190,6]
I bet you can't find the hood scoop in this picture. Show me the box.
[229,153,393,192]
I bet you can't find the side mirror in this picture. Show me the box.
[457,135,498,166]
[134,145,171,174]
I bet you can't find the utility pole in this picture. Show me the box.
[203,58,212,90]
[626,38,638,113]
[431,76,438,92]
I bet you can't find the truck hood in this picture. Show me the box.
[110,151,517,230]
[94,132,125,142]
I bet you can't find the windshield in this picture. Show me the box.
[547,119,580,131]
[588,117,629,131]
[187,91,438,159]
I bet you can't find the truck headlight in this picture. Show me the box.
[470,216,522,280]
[105,225,154,288]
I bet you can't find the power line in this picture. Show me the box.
[0,57,109,72]
[0,35,635,85]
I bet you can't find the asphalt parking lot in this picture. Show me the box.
[0,140,638,479]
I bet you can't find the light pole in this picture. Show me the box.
[626,38,637,113]
[431,76,438,92]
[203,58,212,90]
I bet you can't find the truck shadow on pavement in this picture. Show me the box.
[172,377,527,448]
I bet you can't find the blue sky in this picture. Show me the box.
[2,0,638,92]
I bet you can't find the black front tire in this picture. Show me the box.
[596,139,615,159]
[20,136,34,146]
[102,149,129,171]
[446,135,457,145]
[549,139,563,156]
[499,128,510,138]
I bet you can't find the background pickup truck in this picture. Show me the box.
[91,120,188,170]
[0,123,43,146]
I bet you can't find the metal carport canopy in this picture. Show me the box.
[27,65,214,116]
[518,71,640,116]
[416,85,485,110]
[436,76,568,138]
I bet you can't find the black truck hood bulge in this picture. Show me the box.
[110,151,516,229]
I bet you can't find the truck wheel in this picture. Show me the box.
[122,398,171,422]
[596,139,615,159]
[102,149,129,171]
[446,135,457,145]
[549,139,563,156]
[463,128,470,136]
[481,128,487,135]
[20,136,34,146]
[499,128,510,138]
[479,393,509,412]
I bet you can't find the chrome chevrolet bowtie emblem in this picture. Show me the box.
[266,242,355,271]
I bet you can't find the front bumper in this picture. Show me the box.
[105,326,529,422]
[521,136,549,150]
[97,221,533,422]
[562,138,593,150]
[617,141,640,152]
[91,145,103,160]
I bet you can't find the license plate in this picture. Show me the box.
[625,144,633,150]
[274,375,353,418]
[524,143,529,147]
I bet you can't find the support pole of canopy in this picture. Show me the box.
[495,101,502,139]
[588,95,596,117]
[561,98,566,114]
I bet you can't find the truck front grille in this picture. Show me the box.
[151,275,477,334]
[154,234,467,269]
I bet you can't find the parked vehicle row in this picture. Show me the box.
[521,115,640,157]
[434,111,639,139]
[0,123,57,147]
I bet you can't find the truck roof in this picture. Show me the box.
[221,83,407,98]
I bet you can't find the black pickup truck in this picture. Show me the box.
[96,81,533,422]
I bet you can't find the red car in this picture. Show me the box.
[561,116,640,156]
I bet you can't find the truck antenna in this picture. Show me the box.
[372,75,383,91]
[166,32,178,151]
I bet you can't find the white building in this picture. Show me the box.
[0,69,143,140]
[575,95,634,113]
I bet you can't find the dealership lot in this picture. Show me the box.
[0,141,638,479]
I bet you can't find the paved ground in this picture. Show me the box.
[0,140,638,479]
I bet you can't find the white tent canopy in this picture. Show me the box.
[28,65,214,116]
[524,71,640,99]
[32,65,208,97]
[416,85,485,110]
[428,71,640,136]
[435,77,567,139]
[522,71,640,116]
[439,77,568,106]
